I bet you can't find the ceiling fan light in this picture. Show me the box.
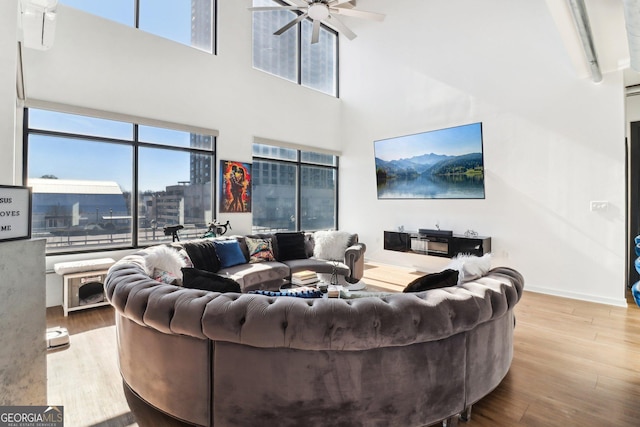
[308,4,329,20]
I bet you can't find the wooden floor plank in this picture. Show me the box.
[46,264,640,426]
[46,306,136,427]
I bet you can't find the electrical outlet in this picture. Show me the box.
[590,201,609,211]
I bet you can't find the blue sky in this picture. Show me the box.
[28,135,195,193]
[60,0,195,46]
[374,122,484,161]
[28,110,199,193]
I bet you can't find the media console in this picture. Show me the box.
[384,229,491,258]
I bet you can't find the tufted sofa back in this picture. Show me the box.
[105,250,523,351]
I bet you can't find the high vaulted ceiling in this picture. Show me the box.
[545,0,640,87]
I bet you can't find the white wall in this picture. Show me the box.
[0,0,19,185]
[0,4,48,402]
[339,0,627,306]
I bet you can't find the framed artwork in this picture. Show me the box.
[374,122,485,199]
[0,185,32,242]
[219,160,252,213]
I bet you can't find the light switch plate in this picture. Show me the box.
[590,201,609,211]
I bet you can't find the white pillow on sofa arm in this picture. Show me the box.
[144,245,187,281]
[313,230,352,262]
[447,253,492,285]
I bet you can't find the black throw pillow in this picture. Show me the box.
[275,232,308,261]
[182,241,221,273]
[181,267,241,293]
[402,269,459,293]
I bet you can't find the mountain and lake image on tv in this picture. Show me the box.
[374,122,485,199]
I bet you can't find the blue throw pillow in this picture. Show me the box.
[213,239,247,268]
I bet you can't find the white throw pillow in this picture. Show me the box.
[313,230,352,262]
[144,245,187,281]
[447,253,492,284]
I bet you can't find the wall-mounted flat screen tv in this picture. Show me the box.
[374,122,485,199]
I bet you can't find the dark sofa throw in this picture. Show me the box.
[403,269,459,293]
[181,267,241,293]
[275,232,308,261]
[181,240,221,273]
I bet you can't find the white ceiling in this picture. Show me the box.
[343,0,638,87]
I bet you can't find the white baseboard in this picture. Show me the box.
[524,285,628,308]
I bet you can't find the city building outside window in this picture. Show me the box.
[252,142,338,232]
[60,0,216,53]
[24,108,215,254]
[252,0,338,96]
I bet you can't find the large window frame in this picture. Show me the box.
[252,0,339,97]
[60,0,217,54]
[252,142,339,233]
[23,108,216,255]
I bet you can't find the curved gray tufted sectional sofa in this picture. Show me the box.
[105,249,524,427]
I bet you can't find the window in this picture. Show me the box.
[301,19,338,95]
[252,0,338,96]
[60,0,215,53]
[252,143,338,232]
[252,0,298,84]
[24,108,215,254]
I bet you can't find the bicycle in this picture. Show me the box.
[202,220,232,238]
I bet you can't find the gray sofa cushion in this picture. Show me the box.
[239,232,363,281]
[218,261,290,292]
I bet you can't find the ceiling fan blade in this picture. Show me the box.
[274,13,308,36]
[288,0,310,6]
[325,15,357,40]
[311,19,321,44]
[248,6,300,11]
[328,0,353,5]
[331,7,385,22]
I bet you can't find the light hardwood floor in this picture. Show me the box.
[46,263,640,426]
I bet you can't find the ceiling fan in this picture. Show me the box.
[249,0,385,44]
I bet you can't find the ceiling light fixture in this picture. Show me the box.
[308,3,330,21]
[249,0,385,44]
